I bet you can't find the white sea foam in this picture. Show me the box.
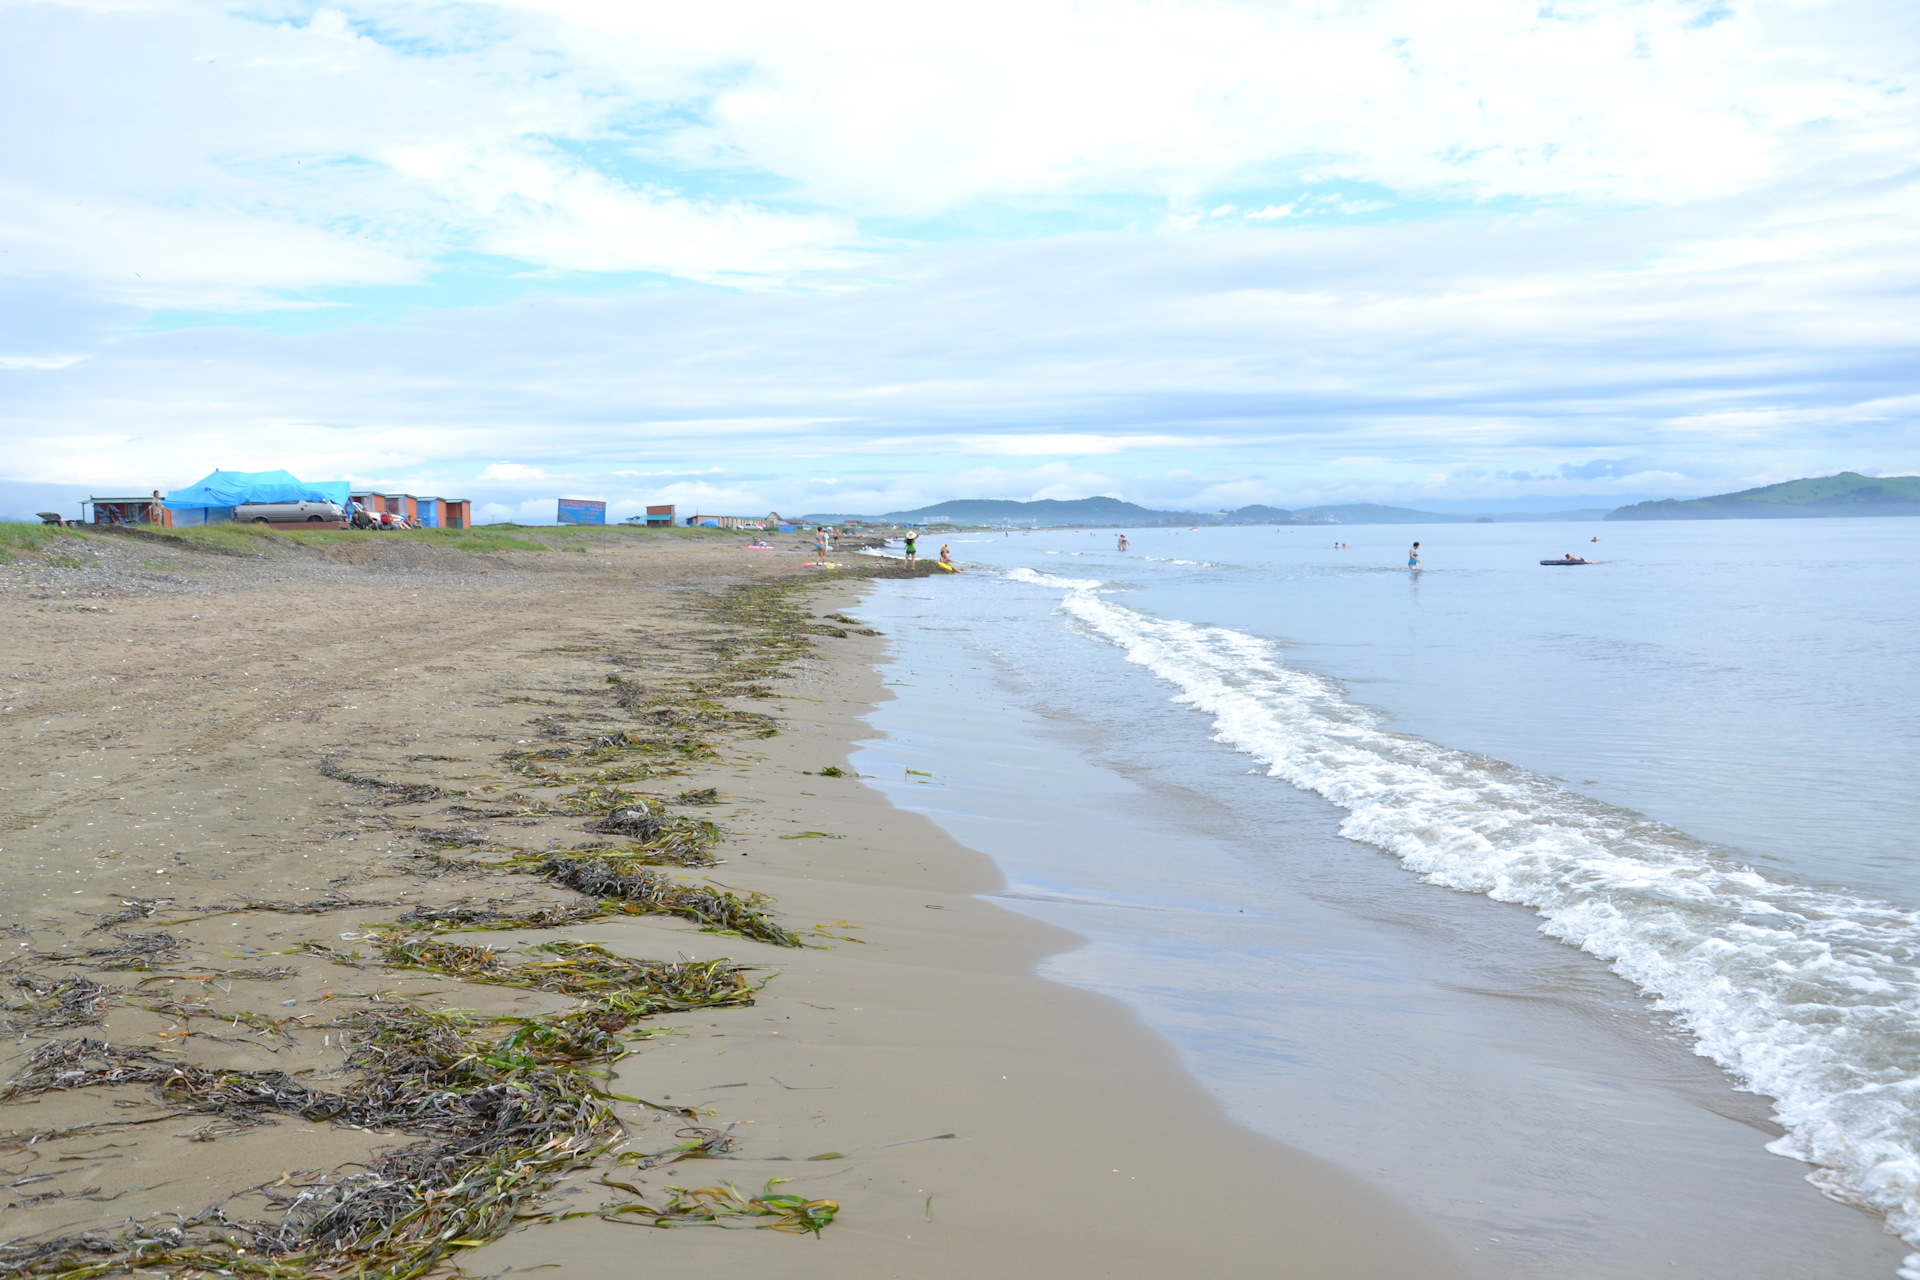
[1018,568,1920,1267]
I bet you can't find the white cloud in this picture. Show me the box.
[0,355,90,370]
[512,0,1919,212]
[5,0,1920,511]
[950,433,1224,458]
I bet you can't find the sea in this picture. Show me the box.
[848,518,1920,1279]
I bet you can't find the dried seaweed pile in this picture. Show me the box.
[0,973,118,1035]
[537,854,800,947]
[0,580,850,1277]
[1,933,824,1279]
[576,798,724,867]
[319,759,445,805]
[494,582,829,789]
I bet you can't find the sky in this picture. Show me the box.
[3,0,1919,523]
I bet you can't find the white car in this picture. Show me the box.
[234,500,343,523]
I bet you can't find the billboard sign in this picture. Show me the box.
[557,498,607,525]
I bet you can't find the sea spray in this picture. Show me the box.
[1006,566,1920,1270]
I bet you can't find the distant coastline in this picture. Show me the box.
[1606,472,1920,520]
[798,471,1920,529]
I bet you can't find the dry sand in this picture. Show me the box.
[0,524,1467,1277]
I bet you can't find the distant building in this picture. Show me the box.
[683,513,764,529]
[85,494,169,527]
[645,504,676,527]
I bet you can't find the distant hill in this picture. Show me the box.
[878,497,1183,525]
[799,496,1607,527]
[1292,503,1472,525]
[808,498,1315,526]
[1607,472,1920,521]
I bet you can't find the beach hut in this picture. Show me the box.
[85,494,170,527]
[442,499,472,529]
[645,504,676,527]
[415,497,443,528]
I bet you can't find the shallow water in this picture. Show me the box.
[851,519,1920,1277]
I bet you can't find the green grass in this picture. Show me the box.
[151,523,548,554]
[280,526,548,553]
[0,521,90,564]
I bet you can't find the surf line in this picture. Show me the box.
[1002,565,1920,1266]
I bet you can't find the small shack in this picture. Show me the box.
[443,499,472,529]
[414,496,443,528]
[85,494,170,527]
[645,504,676,527]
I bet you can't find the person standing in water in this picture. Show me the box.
[1408,541,1420,568]
[1117,533,1129,552]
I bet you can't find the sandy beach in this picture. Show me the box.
[0,524,1464,1278]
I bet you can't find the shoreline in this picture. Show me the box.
[0,529,1464,1277]
[474,578,1469,1279]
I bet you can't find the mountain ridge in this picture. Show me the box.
[1606,472,1920,520]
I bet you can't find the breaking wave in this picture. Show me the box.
[1007,566,1920,1268]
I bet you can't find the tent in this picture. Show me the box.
[163,470,351,522]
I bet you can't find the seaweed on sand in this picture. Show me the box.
[579,801,723,867]
[585,803,661,840]
[376,936,755,1015]
[392,901,604,933]
[586,1178,839,1235]
[0,974,118,1034]
[0,944,798,1278]
[0,1007,619,1277]
[77,931,186,971]
[538,855,799,947]
[319,759,446,805]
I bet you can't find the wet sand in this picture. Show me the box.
[0,525,1464,1277]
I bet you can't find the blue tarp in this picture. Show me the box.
[163,469,350,511]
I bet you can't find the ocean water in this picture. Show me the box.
[850,519,1920,1278]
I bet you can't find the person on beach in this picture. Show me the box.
[1408,541,1420,568]
[903,531,918,565]
[940,543,958,570]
